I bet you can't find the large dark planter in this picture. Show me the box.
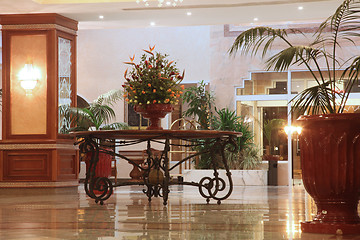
[298,113,360,235]
[84,152,112,178]
[134,104,173,130]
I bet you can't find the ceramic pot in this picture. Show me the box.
[84,152,112,178]
[298,113,360,234]
[134,104,173,130]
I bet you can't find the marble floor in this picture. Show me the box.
[0,184,360,240]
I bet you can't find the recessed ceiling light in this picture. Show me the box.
[186,12,192,16]
[253,17,258,21]
[99,15,104,19]
[298,6,304,10]
[150,22,156,26]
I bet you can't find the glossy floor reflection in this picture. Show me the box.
[1,185,360,239]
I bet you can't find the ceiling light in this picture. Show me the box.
[150,22,156,26]
[186,12,192,16]
[253,17,258,21]
[99,15,104,19]
[298,6,304,10]
[137,0,183,7]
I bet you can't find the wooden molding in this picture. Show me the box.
[0,13,78,31]
[224,22,328,37]
[0,180,79,187]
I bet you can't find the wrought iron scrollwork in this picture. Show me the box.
[79,137,114,205]
[196,137,235,204]
[74,131,237,205]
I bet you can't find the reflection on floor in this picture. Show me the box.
[0,185,360,240]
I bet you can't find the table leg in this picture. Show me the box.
[82,138,114,205]
[162,138,171,205]
[197,137,234,204]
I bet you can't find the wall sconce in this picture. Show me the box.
[18,63,41,93]
[284,125,302,135]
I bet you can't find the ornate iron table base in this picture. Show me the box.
[73,130,241,205]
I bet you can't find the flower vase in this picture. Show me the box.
[134,104,174,130]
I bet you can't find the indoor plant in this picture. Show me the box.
[182,83,258,170]
[182,80,215,130]
[183,108,266,185]
[66,89,127,132]
[181,83,265,184]
[229,0,360,234]
[123,45,184,130]
[262,119,286,159]
[212,108,258,170]
[67,89,128,183]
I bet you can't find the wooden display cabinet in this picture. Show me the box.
[0,14,79,186]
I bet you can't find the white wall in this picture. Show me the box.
[77,25,211,123]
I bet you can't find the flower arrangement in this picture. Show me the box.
[123,45,185,106]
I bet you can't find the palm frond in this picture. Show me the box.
[67,107,93,131]
[316,0,360,45]
[89,103,116,127]
[290,81,338,115]
[263,119,286,147]
[338,56,360,111]
[100,122,129,130]
[230,0,360,115]
[95,89,123,106]
[265,46,323,72]
[239,145,262,170]
[228,27,291,57]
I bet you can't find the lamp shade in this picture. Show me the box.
[18,63,41,90]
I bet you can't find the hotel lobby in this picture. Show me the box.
[1,0,360,239]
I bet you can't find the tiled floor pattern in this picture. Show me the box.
[0,184,360,239]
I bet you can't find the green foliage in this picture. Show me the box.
[182,80,215,129]
[214,108,260,170]
[212,108,253,151]
[196,107,260,170]
[237,145,262,170]
[229,0,360,115]
[123,46,184,106]
[64,89,128,133]
[263,119,286,152]
[182,83,259,169]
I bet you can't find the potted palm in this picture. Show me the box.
[229,0,360,235]
[67,89,127,132]
[67,89,128,183]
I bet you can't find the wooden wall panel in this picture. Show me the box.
[57,149,78,180]
[10,33,47,135]
[3,150,52,180]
